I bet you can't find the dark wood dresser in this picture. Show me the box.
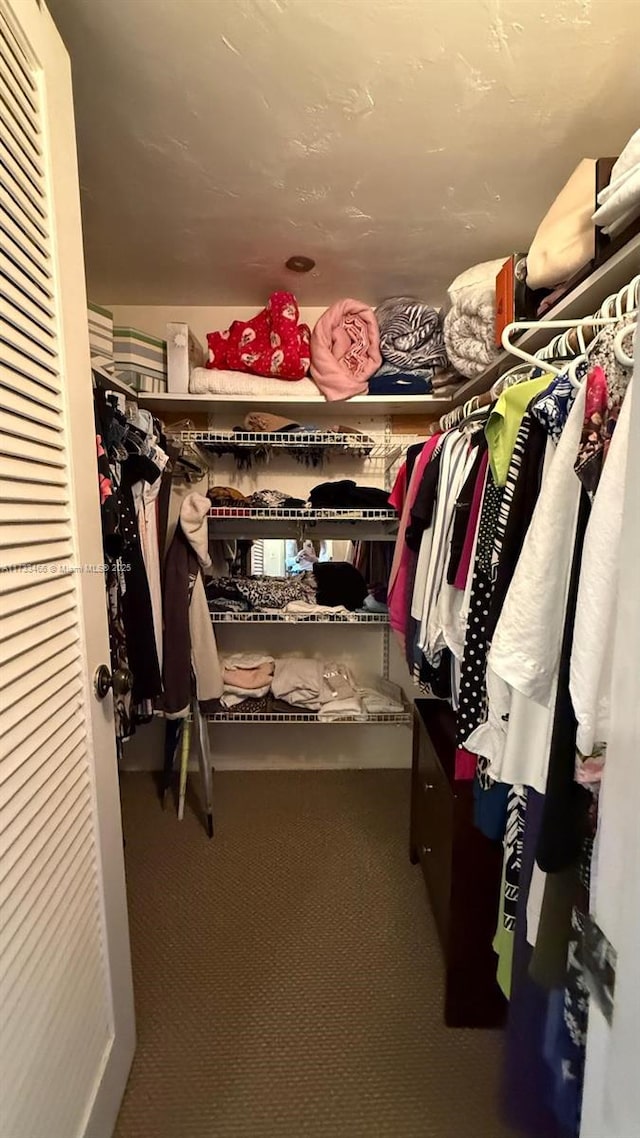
[410,698,507,1028]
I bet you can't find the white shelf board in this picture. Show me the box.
[138,391,454,416]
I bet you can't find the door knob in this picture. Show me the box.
[94,664,134,700]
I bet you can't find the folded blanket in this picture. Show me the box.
[527,159,596,289]
[444,291,500,378]
[593,128,640,238]
[368,373,432,396]
[190,368,321,396]
[310,299,381,400]
[375,297,447,377]
[206,291,311,380]
[447,259,506,304]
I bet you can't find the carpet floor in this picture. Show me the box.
[116,770,514,1138]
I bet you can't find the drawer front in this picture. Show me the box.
[414,724,454,945]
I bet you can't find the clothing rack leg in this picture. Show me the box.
[177,717,191,822]
[193,699,215,839]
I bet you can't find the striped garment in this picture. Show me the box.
[375,297,448,378]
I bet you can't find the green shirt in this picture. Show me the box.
[485,374,553,486]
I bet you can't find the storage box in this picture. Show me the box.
[495,253,549,346]
[113,327,167,386]
[166,322,205,393]
[88,302,113,370]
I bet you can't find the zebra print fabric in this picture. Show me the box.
[375,297,448,378]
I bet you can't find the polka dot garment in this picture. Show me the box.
[456,472,504,786]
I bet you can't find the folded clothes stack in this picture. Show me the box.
[202,657,405,720]
[221,653,275,708]
[207,480,394,513]
[443,259,505,378]
[593,128,640,239]
[206,562,369,614]
[370,297,449,394]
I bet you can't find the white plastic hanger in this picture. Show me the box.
[501,316,627,376]
[614,322,636,367]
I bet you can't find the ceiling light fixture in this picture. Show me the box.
[285,255,316,273]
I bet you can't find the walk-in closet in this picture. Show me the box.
[2,1,640,1136]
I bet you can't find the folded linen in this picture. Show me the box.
[271,658,324,709]
[190,368,321,396]
[359,686,405,714]
[317,696,365,721]
[223,663,275,690]
[221,684,271,708]
[375,297,447,377]
[444,291,500,379]
[446,259,507,304]
[310,299,382,400]
[526,159,597,290]
[368,373,432,396]
[206,291,311,380]
[593,128,640,238]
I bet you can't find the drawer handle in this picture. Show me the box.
[423,781,435,792]
[420,845,432,855]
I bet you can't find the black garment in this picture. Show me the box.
[309,480,391,510]
[536,490,592,874]
[405,450,443,553]
[313,561,368,610]
[353,540,394,599]
[405,441,426,485]
[118,455,163,703]
[447,434,487,585]
[485,416,548,643]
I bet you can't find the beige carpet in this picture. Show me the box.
[116,771,514,1138]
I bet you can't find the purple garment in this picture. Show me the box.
[501,790,571,1138]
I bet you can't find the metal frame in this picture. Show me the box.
[209,610,389,624]
[206,708,411,725]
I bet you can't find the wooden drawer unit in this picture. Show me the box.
[410,700,507,1028]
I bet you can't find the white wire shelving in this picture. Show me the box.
[207,506,397,520]
[172,429,417,470]
[208,609,389,624]
[205,706,411,725]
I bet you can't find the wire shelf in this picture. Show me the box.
[205,708,411,724]
[174,429,415,462]
[209,610,389,624]
[208,506,397,520]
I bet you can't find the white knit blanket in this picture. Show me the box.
[190,367,322,397]
[443,291,500,379]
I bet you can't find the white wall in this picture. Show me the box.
[109,304,325,348]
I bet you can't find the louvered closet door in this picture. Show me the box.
[0,3,134,1137]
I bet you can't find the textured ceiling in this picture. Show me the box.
[49,0,640,306]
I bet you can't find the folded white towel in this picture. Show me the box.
[190,368,322,397]
[593,129,640,237]
[317,696,365,722]
[223,653,275,670]
[220,684,271,708]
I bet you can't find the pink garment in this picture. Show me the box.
[387,434,442,639]
[310,298,382,401]
[455,746,478,781]
[223,663,274,689]
[453,449,488,590]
